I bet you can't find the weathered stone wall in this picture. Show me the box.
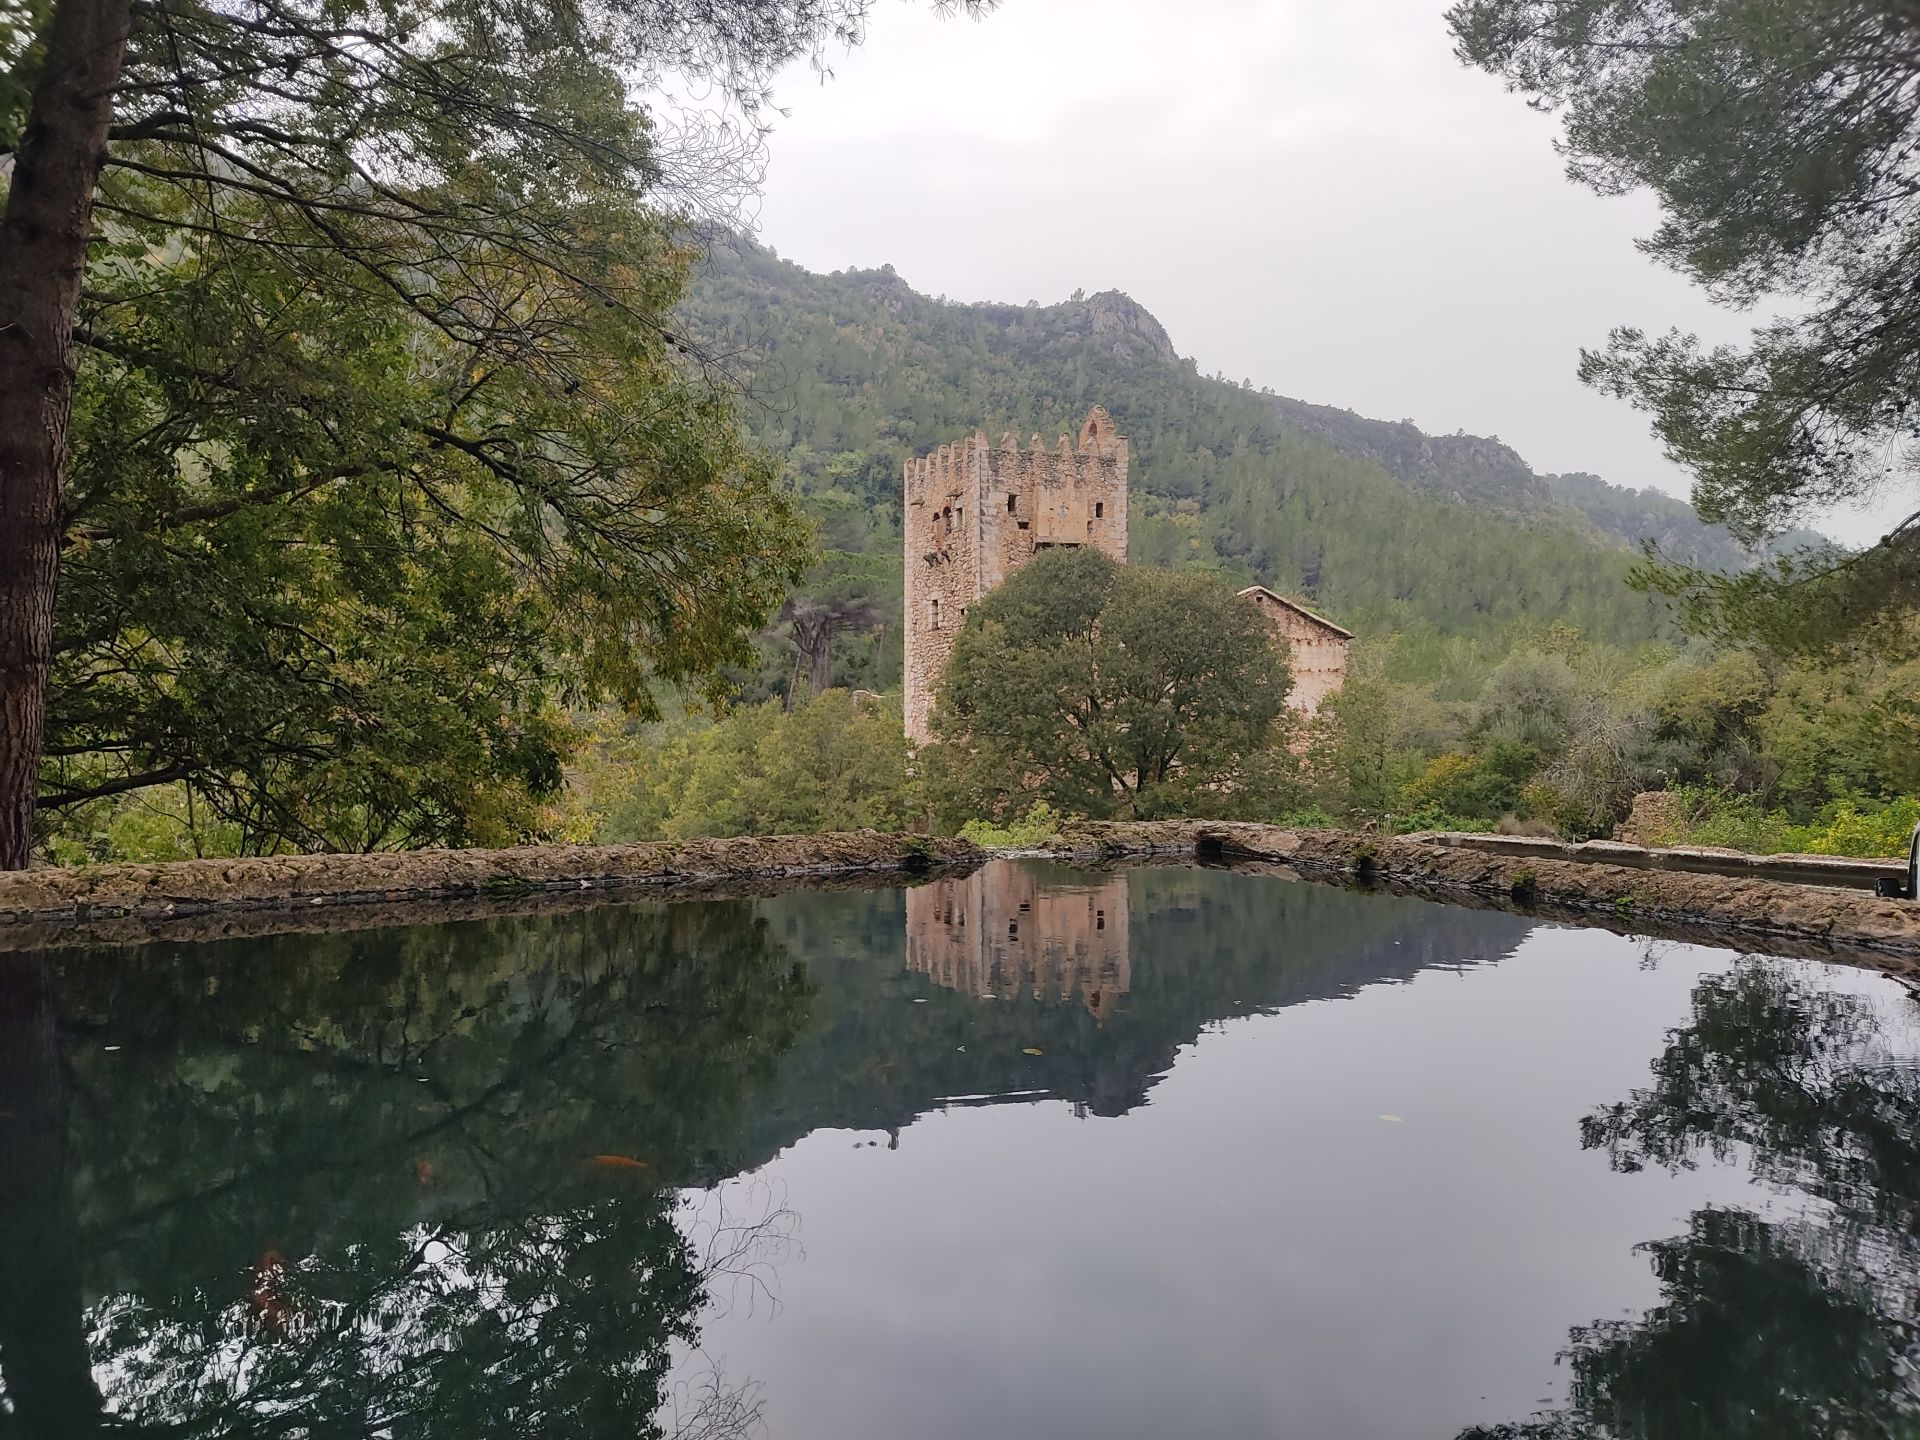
[905,407,1129,743]
[1614,790,1687,846]
[1239,587,1352,715]
[907,863,1130,1017]
[904,433,989,743]
[0,831,984,937]
[1044,819,1920,967]
[903,408,1352,741]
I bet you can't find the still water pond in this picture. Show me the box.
[2,860,1917,1438]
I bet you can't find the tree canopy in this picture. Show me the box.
[930,549,1294,820]
[0,0,987,862]
[1448,0,1920,656]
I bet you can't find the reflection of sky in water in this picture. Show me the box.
[677,867,1918,1440]
[11,860,1918,1438]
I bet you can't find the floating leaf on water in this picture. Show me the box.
[588,1154,651,1170]
[1379,1114,1404,1124]
[1023,1047,1044,1056]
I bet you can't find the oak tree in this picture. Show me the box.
[931,548,1293,819]
[0,0,974,863]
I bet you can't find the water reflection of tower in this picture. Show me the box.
[906,867,1130,1019]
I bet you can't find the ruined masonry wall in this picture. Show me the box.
[905,407,1129,743]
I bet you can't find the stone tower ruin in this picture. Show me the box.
[904,407,1129,743]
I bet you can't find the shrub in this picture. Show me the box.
[1650,787,1920,858]
[959,802,1063,849]
[1391,805,1493,835]
[1789,796,1920,858]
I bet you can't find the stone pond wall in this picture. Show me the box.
[0,831,983,935]
[1047,820,1920,967]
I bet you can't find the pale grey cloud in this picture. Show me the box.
[739,0,1904,546]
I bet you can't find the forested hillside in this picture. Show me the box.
[548,240,1912,856]
[1264,397,1824,570]
[678,236,1793,694]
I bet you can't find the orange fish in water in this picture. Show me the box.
[249,1250,296,1337]
[587,1154,651,1170]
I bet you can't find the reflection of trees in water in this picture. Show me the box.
[735,863,1538,1148]
[0,901,812,1439]
[1465,960,1920,1439]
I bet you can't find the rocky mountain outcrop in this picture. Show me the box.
[1081,289,1176,362]
[1265,395,1552,511]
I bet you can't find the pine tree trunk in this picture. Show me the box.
[0,0,134,869]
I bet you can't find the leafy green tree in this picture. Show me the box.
[0,0,987,866]
[1449,0,1920,655]
[570,690,919,842]
[930,549,1293,819]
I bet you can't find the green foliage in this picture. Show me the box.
[958,801,1064,849]
[38,783,244,865]
[678,237,1701,699]
[928,549,1293,820]
[568,690,918,842]
[1402,742,1541,821]
[1390,805,1494,836]
[1645,786,1920,859]
[19,0,885,857]
[1449,0,1920,652]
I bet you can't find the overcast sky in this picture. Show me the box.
[728,0,1902,545]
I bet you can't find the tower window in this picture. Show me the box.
[931,598,940,629]
[1095,501,1104,518]
[1007,494,1017,513]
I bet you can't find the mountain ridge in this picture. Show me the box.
[678,236,1799,691]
